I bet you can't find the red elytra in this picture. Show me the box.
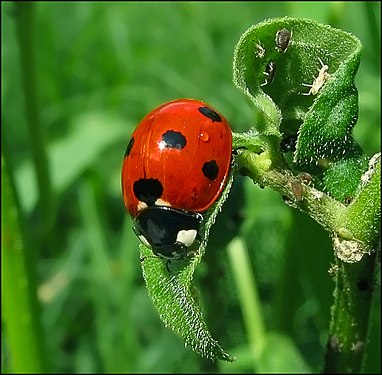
[121,98,232,218]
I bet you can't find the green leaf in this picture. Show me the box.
[139,171,235,362]
[292,21,362,170]
[320,156,368,202]
[335,154,381,260]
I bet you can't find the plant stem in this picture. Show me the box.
[234,147,380,373]
[325,159,380,373]
[323,252,379,373]
[234,148,345,232]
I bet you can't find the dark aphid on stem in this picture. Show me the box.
[275,28,292,52]
[290,173,313,203]
[261,60,276,86]
[291,179,304,202]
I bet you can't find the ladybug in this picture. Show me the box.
[121,98,232,260]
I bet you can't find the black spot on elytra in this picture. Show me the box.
[162,130,186,149]
[198,106,222,122]
[202,160,219,180]
[124,137,135,158]
[133,178,163,206]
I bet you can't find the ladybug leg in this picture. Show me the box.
[165,259,172,273]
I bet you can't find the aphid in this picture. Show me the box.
[261,60,276,86]
[301,57,330,95]
[255,41,265,58]
[275,28,292,52]
[291,179,304,202]
[290,173,313,203]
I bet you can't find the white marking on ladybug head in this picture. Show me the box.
[155,199,171,207]
[176,229,197,247]
[137,201,148,212]
[138,235,151,249]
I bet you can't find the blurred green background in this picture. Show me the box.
[2,1,380,373]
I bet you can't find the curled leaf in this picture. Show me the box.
[233,17,368,200]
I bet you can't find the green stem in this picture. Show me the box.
[15,2,54,229]
[227,238,266,371]
[234,149,345,232]
[235,148,380,373]
[1,155,46,373]
[324,252,379,373]
[324,157,380,373]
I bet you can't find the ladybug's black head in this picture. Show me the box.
[133,205,203,260]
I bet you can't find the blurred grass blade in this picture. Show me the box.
[1,155,45,373]
[227,238,265,370]
[15,112,128,212]
[259,332,311,373]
